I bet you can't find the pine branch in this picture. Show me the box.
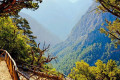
[99,0,120,18]
[107,31,120,40]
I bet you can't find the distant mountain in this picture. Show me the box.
[21,0,93,40]
[51,3,120,75]
[19,13,61,47]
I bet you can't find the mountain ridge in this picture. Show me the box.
[50,2,120,75]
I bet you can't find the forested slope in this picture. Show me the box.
[51,3,120,75]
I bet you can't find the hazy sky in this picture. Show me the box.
[21,0,93,40]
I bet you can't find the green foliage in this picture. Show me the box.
[69,60,120,80]
[100,19,120,47]
[12,15,37,47]
[0,0,42,16]
[52,42,120,75]
[0,17,60,78]
[0,1,61,78]
[96,0,120,46]
[96,0,120,17]
[0,17,31,59]
[51,3,120,75]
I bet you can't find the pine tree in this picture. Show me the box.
[96,0,120,46]
[96,0,120,17]
[0,17,31,60]
[0,0,42,16]
[12,15,37,47]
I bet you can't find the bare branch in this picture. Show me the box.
[116,30,120,36]
[38,43,40,48]
[42,56,57,64]
[98,0,120,17]
[107,31,120,40]
[30,49,35,65]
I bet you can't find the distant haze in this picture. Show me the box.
[21,0,93,40]
[19,13,61,47]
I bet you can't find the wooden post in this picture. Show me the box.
[13,66,19,80]
[10,60,13,78]
[0,49,29,80]
[7,57,10,70]
[5,53,7,61]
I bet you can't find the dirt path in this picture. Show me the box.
[0,60,12,80]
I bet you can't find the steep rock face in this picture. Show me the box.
[51,3,120,75]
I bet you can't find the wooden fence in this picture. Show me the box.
[0,49,68,80]
[0,49,30,80]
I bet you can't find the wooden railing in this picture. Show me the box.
[0,49,30,80]
[0,49,68,80]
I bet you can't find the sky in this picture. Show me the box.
[21,0,93,40]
